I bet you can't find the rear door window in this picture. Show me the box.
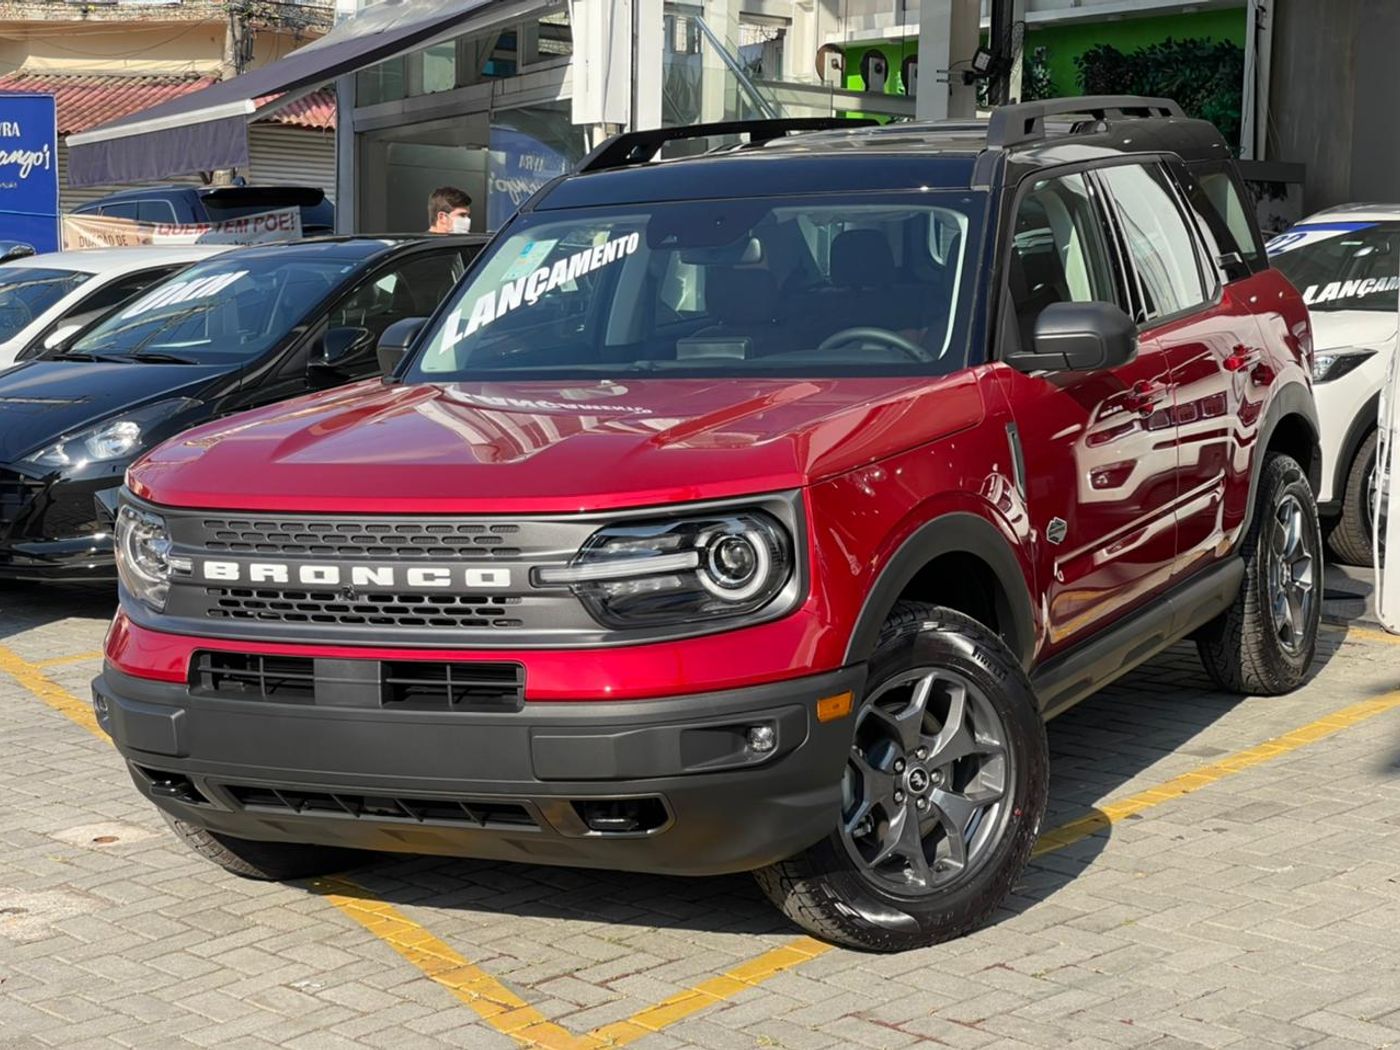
[136,200,179,224]
[1098,163,1210,323]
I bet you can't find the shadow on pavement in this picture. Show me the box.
[0,579,116,644]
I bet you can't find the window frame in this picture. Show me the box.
[1185,160,1269,275]
[1090,157,1222,331]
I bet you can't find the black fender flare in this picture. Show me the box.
[842,512,1037,671]
[1330,390,1380,508]
[1243,381,1321,535]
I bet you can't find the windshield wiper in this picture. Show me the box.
[125,351,200,364]
[52,350,125,362]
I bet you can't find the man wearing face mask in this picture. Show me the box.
[427,187,473,234]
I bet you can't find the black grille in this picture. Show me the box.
[190,651,525,710]
[383,660,524,711]
[0,471,40,525]
[225,785,537,829]
[204,588,525,629]
[197,517,524,559]
[191,652,316,703]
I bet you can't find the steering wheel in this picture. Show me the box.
[817,326,932,362]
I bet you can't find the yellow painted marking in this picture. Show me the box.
[0,645,106,740]
[7,628,1400,1047]
[1338,625,1400,648]
[34,650,106,669]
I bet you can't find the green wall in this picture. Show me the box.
[1028,8,1245,98]
[841,8,1245,98]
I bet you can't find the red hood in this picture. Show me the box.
[130,374,984,513]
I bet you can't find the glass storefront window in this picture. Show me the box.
[356,54,405,105]
[421,42,456,94]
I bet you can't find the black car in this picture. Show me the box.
[0,235,484,580]
[73,185,336,235]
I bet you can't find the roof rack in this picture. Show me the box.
[987,95,1185,149]
[575,117,878,174]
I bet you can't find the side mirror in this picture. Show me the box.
[376,317,427,377]
[309,325,373,377]
[1006,301,1138,374]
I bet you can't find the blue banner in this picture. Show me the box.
[487,126,570,232]
[0,93,59,253]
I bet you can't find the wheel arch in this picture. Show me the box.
[1330,390,1380,508]
[842,512,1036,671]
[1243,382,1322,536]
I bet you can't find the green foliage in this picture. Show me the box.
[1075,36,1244,147]
[1021,46,1054,102]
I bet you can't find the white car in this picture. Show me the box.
[0,246,228,370]
[1268,205,1399,566]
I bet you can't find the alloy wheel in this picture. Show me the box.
[840,667,1011,895]
[1267,493,1316,655]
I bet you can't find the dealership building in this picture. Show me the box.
[59,0,1400,235]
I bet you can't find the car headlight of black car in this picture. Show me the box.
[114,504,190,612]
[23,398,198,470]
[535,509,795,629]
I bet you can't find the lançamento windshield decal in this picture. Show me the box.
[1301,276,1400,306]
[443,231,641,347]
[119,270,249,319]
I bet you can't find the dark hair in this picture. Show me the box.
[428,186,472,222]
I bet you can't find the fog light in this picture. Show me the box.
[91,692,110,729]
[746,724,776,753]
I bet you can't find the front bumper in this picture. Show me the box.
[93,663,864,876]
[0,467,119,579]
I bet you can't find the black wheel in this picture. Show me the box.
[754,603,1047,952]
[1197,453,1321,695]
[160,811,365,880]
[1327,430,1378,567]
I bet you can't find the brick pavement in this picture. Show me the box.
[1,579,1398,1049]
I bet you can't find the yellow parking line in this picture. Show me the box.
[0,645,106,740]
[34,649,106,669]
[1033,688,1400,856]
[1339,625,1400,648]
[6,630,1400,1048]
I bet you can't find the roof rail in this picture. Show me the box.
[574,117,878,174]
[986,95,1185,149]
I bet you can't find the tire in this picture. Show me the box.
[1196,452,1321,695]
[160,811,365,880]
[753,603,1048,952]
[1327,430,1378,567]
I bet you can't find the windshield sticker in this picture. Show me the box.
[1267,222,1378,256]
[442,231,641,348]
[119,270,248,319]
[500,239,558,281]
[1300,276,1400,306]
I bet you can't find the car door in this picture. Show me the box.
[1096,160,1263,580]
[230,247,470,411]
[996,169,1180,653]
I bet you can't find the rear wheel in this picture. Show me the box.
[160,811,364,880]
[1327,430,1378,567]
[754,603,1047,952]
[1197,453,1321,694]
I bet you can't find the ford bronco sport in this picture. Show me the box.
[95,98,1322,952]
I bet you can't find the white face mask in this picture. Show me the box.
[451,215,472,234]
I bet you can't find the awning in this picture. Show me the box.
[66,0,496,187]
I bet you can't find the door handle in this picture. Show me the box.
[1224,344,1264,372]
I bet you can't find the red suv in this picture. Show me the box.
[95,98,1321,951]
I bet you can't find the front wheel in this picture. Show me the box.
[754,603,1048,952]
[1197,452,1321,694]
[1327,430,1378,567]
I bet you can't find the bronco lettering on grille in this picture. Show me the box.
[197,561,513,589]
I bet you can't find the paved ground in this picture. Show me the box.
[2,571,1399,1050]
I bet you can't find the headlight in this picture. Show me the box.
[536,511,794,629]
[115,504,189,612]
[1312,348,1376,383]
[24,398,198,470]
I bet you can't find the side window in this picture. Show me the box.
[1007,172,1118,350]
[1098,163,1208,323]
[136,200,179,224]
[98,202,140,221]
[328,252,463,351]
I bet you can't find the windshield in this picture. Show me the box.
[1269,221,1400,312]
[409,192,985,381]
[0,267,91,342]
[68,249,371,363]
